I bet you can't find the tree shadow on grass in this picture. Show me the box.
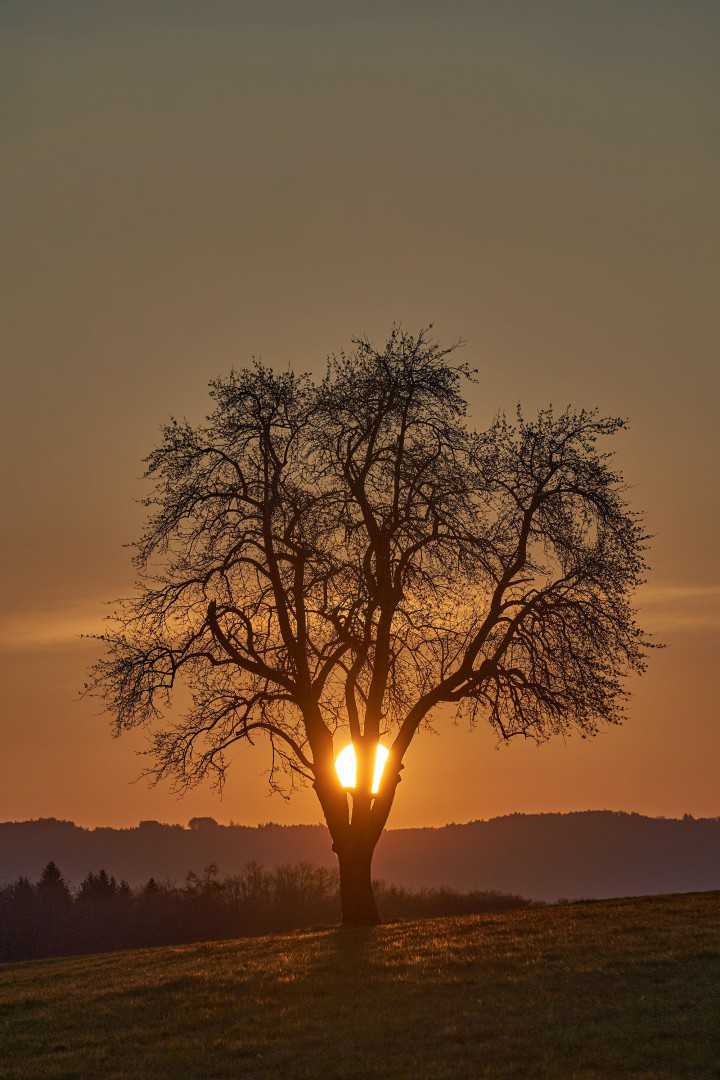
[5,917,720,1080]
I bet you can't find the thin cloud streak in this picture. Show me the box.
[640,584,720,603]
[638,584,720,632]
[2,583,719,650]
[0,610,108,650]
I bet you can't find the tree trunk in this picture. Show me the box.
[337,840,380,926]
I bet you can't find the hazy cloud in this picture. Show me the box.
[638,584,720,631]
[1,583,718,651]
[0,609,107,650]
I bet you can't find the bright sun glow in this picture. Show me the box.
[335,742,389,795]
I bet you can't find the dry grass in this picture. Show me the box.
[2,891,720,1079]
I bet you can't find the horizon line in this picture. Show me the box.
[3,807,719,831]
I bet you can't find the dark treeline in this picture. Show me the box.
[4,812,720,901]
[0,861,533,964]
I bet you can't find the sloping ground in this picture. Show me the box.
[1,892,719,1079]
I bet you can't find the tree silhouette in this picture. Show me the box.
[38,860,71,899]
[36,861,71,955]
[88,327,654,924]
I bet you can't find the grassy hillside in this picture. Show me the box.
[2,892,719,1079]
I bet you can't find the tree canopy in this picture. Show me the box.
[89,326,654,922]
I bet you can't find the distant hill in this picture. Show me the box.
[1,811,719,900]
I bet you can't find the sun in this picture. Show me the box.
[335,742,389,795]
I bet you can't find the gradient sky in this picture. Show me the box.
[2,2,718,828]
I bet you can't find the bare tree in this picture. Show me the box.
[88,327,655,924]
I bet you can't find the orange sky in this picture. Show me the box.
[2,3,719,827]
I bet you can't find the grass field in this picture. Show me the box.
[1,891,719,1079]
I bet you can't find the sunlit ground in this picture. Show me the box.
[2,891,719,1079]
